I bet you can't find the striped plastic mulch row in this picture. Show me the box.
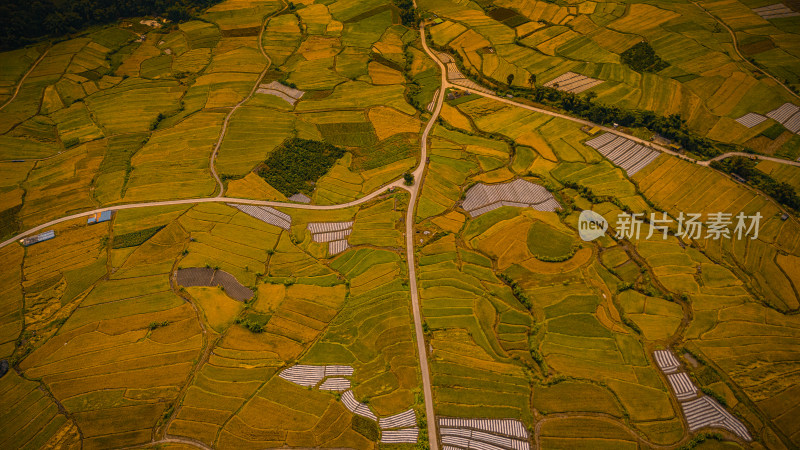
[380,409,416,429]
[461,179,560,217]
[752,3,800,19]
[654,350,752,441]
[653,349,681,374]
[682,396,752,441]
[767,102,800,133]
[440,427,529,450]
[229,204,291,230]
[585,132,660,176]
[667,372,698,401]
[543,71,603,94]
[341,390,377,421]
[438,417,529,439]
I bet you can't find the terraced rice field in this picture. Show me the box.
[2,0,800,448]
[1,198,421,448]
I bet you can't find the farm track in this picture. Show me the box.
[207,2,284,197]
[157,246,219,443]
[0,46,50,111]
[400,24,448,450]
[692,1,800,104]
[5,32,800,248]
[700,151,800,167]
[3,19,800,450]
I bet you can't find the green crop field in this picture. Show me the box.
[1,0,799,448]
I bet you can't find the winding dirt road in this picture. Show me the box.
[4,18,800,450]
[692,1,800,103]
[699,151,800,167]
[399,24,449,450]
[208,2,286,196]
[0,46,49,112]
[0,177,406,249]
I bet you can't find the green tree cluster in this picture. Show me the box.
[620,41,670,73]
[257,138,346,197]
[711,156,800,211]
[0,0,221,50]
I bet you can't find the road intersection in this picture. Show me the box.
[3,21,800,450]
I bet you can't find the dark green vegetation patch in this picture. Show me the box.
[257,138,346,196]
[351,414,379,440]
[527,221,577,261]
[0,0,223,50]
[621,41,670,73]
[352,133,415,171]
[112,225,166,249]
[0,204,21,241]
[548,314,612,338]
[235,312,269,333]
[487,7,529,28]
[760,123,785,140]
[711,156,800,211]
[317,122,378,147]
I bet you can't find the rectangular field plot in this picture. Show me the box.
[584,132,660,175]
[752,4,800,19]
[307,221,353,256]
[439,417,530,449]
[255,81,305,106]
[735,112,767,128]
[380,409,416,429]
[653,349,681,374]
[381,427,419,443]
[666,372,698,401]
[543,71,603,93]
[229,204,291,229]
[767,102,800,133]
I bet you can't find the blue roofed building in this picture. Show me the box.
[87,210,114,225]
[20,230,55,246]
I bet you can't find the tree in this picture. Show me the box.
[403,172,414,186]
[166,6,191,22]
[43,12,69,35]
[507,73,515,86]
[528,73,536,87]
